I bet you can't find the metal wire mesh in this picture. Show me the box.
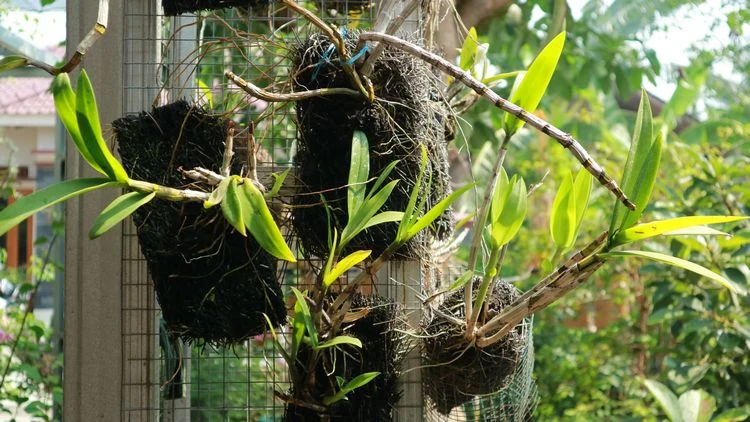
[423,317,538,422]
[120,1,427,420]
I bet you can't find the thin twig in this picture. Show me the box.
[280,0,373,100]
[226,71,360,102]
[358,32,636,211]
[358,0,420,77]
[25,0,108,75]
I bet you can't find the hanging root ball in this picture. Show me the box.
[285,295,407,421]
[161,0,273,15]
[291,32,454,259]
[423,278,526,415]
[114,100,286,346]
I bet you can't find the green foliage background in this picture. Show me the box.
[453,0,750,419]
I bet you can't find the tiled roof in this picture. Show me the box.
[0,76,54,115]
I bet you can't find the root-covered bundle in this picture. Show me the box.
[285,295,407,421]
[292,32,454,259]
[423,278,527,414]
[114,100,286,345]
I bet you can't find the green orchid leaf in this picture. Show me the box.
[221,177,246,236]
[348,130,370,217]
[89,191,156,239]
[323,372,380,406]
[621,130,663,230]
[75,70,129,182]
[240,179,296,262]
[262,314,291,365]
[482,70,523,86]
[264,168,291,199]
[204,177,231,208]
[367,160,399,200]
[398,146,427,242]
[491,175,527,247]
[0,178,119,236]
[612,216,747,246]
[291,303,306,361]
[446,270,474,292]
[610,89,654,234]
[663,227,729,237]
[0,55,29,73]
[315,335,363,350]
[644,379,684,422]
[490,167,510,225]
[50,73,103,174]
[197,79,214,109]
[324,229,339,287]
[601,250,747,296]
[459,27,479,73]
[323,250,372,288]
[291,288,318,348]
[505,31,566,135]
[550,172,576,249]
[341,180,399,248]
[406,183,473,240]
[361,211,404,232]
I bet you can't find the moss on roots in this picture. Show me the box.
[423,278,527,415]
[114,100,286,346]
[291,32,454,259]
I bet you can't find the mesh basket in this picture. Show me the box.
[424,317,538,422]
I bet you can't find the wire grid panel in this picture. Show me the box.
[120,1,426,420]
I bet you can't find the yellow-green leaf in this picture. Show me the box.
[221,177,246,236]
[491,175,527,247]
[240,179,296,262]
[264,168,291,199]
[0,55,29,73]
[291,288,318,348]
[601,250,747,296]
[361,211,404,232]
[490,167,510,225]
[610,90,655,234]
[323,250,372,287]
[459,27,479,74]
[406,183,473,240]
[446,270,474,292]
[341,179,399,248]
[504,31,566,135]
[315,335,362,350]
[89,191,156,239]
[348,130,370,217]
[550,172,576,249]
[621,130,663,230]
[50,73,103,174]
[612,216,747,247]
[397,146,427,242]
[0,178,119,236]
[75,70,129,182]
[323,372,380,406]
[204,177,231,208]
